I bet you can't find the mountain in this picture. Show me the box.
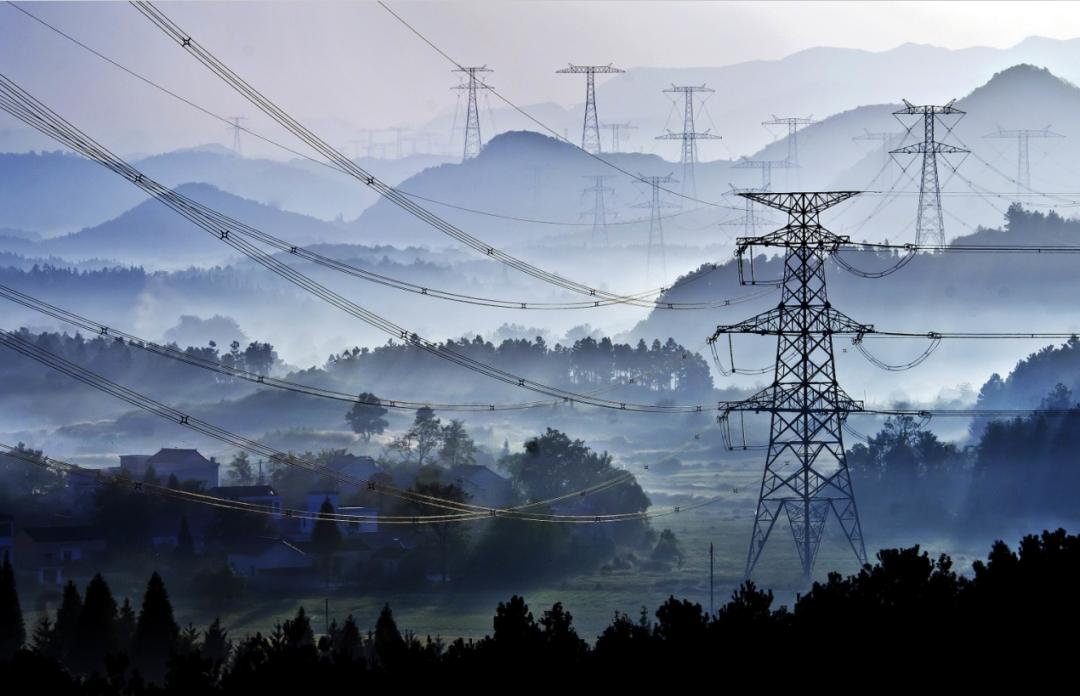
[3,183,351,268]
[0,147,451,236]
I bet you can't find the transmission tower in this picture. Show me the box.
[709,191,869,584]
[762,115,814,166]
[733,157,792,190]
[718,184,767,237]
[852,130,904,187]
[983,126,1064,193]
[227,116,247,155]
[656,85,721,198]
[601,122,637,153]
[580,175,617,248]
[557,63,625,154]
[633,174,677,284]
[453,66,493,161]
[890,99,968,246]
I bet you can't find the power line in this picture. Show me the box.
[656,85,720,198]
[556,63,624,154]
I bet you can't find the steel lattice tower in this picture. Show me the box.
[656,85,720,199]
[890,100,968,246]
[762,115,814,166]
[709,192,869,584]
[984,126,1064,193]
[601,122,637,153]
[557,64,625,154]
[853,130,903,187]
[633,174,677,284]
[453,66,493,161]
[581,175,616,248]
[734,157,792,190]
[718,184,767,237]
[227,116,247,155]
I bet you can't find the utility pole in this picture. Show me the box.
[709,192,869,585]
[580,175,617,248]
[656,85,720,198]
[227,116,247,156]
[762,115,814,166]
[709,541,715,616]
[601,122,637,153]
[890,99,968,246]
[984,126,1064,193]
[453,66,493,161]
[557,63,625,154]
[633,173,677,284]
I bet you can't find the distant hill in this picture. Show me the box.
[1,183,351,268]
[0,147,451,235]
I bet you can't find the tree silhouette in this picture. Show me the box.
[69,573,117,674]
[373,603,404,667]
[131,571,179,684]
[0,552,24,657]
[310,497,342,587]
[345,392,389,443]
[438,419,476,468]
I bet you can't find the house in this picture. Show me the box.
[119,448,220,489]
[337,506,378,536]
[227,537,311,579]
[0,514,13,562]
[449,464,515,508]
[210,485,282,515]
[324,453,380,486]
[15,525,106,585]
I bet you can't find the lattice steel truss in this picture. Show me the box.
[708,191,870,583]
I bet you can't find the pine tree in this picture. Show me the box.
[131,571,179,684]
[115,598,136,654]
[201,617,231,667]
[310,497,342,585]
[69,573,118,674]
[281,606,314,650]
[47,580,82,661]
[0,552,25,657]
[373,603,404,666]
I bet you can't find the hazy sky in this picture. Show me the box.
[4,1,1080,155]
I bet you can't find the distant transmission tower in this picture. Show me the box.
[557,63,625,154]
[890,99,968,246]
[709,191,869,584]
[601,122,637,153]
[633,173,677,283]
[733,158,792,190]
[853,130,904,187]
[227,116,247,155]
[581,175,617,248]
[656,85,720,198]
[718,184,767,237]
[983,126,1064,193]
[762,115,814,166]
[453,66,493,160]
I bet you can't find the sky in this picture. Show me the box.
[4,1,1080,156]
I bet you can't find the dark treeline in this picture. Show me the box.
[2,528,1078,688]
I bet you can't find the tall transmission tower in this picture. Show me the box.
[852,130,904,187]
[556,63,625,154]
[656,85,721,198]
[733,158,792,190]
[580,175,617,248]
[709,191,869,584]
[718,184,767,237]
[633,173,677,284]
[452,66,493,161]
[227,116,247,155]
[601,122,637,153]
[983,126,1064,193]
[890,99,968,246]
[762,115,814,166]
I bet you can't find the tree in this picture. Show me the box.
[410,407,442,466]
[69,573,118,674]
[40,580,82,660]
[131,572,180,684]
[310,497,342,585]
[410,479,470,582]
[373,603,404,667]
[202,617,231,668]
[345,393,389,443]
[227,451,255,484]
[0,552,25,657]
[439,419,477,468]
[651,529,684,567]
